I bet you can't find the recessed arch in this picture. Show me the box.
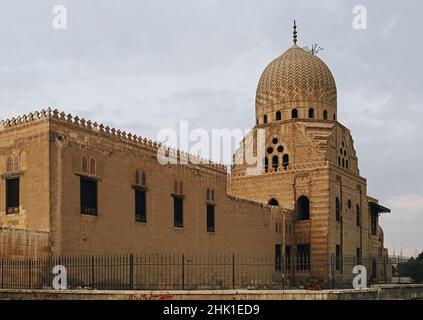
[296,196,310,221]
[268,198,279,206]
[272,155,279,172]
[6,157,12,173]
[292,108,298,119]
[89,158,96,175]
[308,108,315,119]
[275,111,282,121]
[263,157,269,173]
[282,154,289,170]
[263,115,268,124]
[323,110,328,120]
[336,197,341,222]
[81,156,88,173]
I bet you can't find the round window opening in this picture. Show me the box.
[272,138,278,144]
[267,147,274,154]
[277,145,284,153]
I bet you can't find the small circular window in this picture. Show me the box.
[272,138,278,144]
[277,145,284,153]
[267,147,274,154]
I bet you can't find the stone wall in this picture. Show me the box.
[47,112,286,257]
[0,228,50,258]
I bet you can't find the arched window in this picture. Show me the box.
[81,156,88,173]
[272,155,279,172]
[296,196,310,221]
[292,109,298,119]
[6,157,12,173]
[268,198,279,206]
[308,108,315,119]
[333,113,336,120]
[275,111,282,121]
[135,170,140,185]
[282,154,289,170]
[263,157,269,173]
[263,115,268,124]
[13,155,19,172]
[89,158,96,175]
[336,197,341,222]
[323,110,328,120]
[356,204,361,226]
[342,158,345,168]
[141,172,146,185]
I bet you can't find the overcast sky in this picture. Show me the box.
[0,0,421,257]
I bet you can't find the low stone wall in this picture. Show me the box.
[0,285,422,300]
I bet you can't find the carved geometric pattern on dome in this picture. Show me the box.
[256,45,337,111]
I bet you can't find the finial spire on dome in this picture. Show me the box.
[293,20,297,45]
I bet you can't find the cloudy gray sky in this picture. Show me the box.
[1,0,422,256]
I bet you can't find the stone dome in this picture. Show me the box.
[256,45,337,119]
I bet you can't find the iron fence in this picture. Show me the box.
[0,253,399,290]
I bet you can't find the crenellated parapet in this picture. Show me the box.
[0,108,227,173]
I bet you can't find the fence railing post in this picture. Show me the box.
[232,254,235,290]
[0,258,3,289]
[129,254,134,290]
[181,254,185,290]
[91,255,95,290]
[28,258,32,290]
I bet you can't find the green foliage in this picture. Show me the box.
[398,252,423,283]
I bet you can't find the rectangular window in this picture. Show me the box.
[275,244,282,271]
[80,177,97,215]
[296,244,310,271]
[173,196,183,228]
[285,245,291,271]
[135,189,146,223]
[206,204,215,232]
[6,178,20,214]
[336,245,341,271]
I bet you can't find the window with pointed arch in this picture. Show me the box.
[282,154,289,170]
[135,170,140,185]
[81,156,88,173]
[263,157,269,173]
[268,198,279,206]
[308,108,315,119]
[272,155,279,172]
[296,196,310,221]
[89,158,96,175]
[275,111,282,121]
[6,157,12,174]
[13,155,20,172]
[292,108,298,119]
